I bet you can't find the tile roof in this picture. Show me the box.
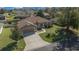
[17,16,50,30]
[25,16,49,24]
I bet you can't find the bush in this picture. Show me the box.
[46,33,50,38]
[3,24,9,28]
[7,21,12,24]
[11,26,23,41]
[36,10,44,17]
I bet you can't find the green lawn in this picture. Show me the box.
[40,24,79,43]
[4,13,16,22]
[0,28,25,51]
[15,39,26,51]
[0,28,14,48]
[39,25,61,43]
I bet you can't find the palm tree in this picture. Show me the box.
[58,7,79,30]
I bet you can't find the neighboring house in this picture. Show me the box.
[14,11,27,19]
[0,9,4,14]
[17,15,53,33]
[43,12,51,19]
[49,18,58,24]
[0,14,5,23]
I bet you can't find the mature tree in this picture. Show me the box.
[0,9,5,14]
[58,7,79,30]
[44,7,50,13]
[36,10,44,17]
[45,7,59,18]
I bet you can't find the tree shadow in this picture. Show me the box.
[0,42,17,51]
[52,29,79,51]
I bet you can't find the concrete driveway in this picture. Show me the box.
[24,32,57,51]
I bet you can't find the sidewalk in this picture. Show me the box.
[0,26,3,34]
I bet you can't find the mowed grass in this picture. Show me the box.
[39,25,61,43]
[0,28,25,50]
[40,24,79,43]
[15,39,26,51]
[0,28,15,48]
[4,13,16,22]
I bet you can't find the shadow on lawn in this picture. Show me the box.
[52,29,79,51]
[0,42,17,51]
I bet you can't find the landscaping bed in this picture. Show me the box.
[39,25,61,43]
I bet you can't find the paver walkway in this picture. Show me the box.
[24,32,57,51]
[0,26,3,34]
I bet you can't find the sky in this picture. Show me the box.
[3,7,15,10]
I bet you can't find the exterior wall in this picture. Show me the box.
[36,23,43,30]
[36,21,53,30]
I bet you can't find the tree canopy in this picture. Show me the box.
[58,7,79,30]
[36,10,44,17]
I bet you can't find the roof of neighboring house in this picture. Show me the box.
[15,11,27,17]
[43,12,50,16]
[0,14,5,17]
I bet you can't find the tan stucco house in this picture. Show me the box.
[17,15,53,33]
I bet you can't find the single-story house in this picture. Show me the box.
[14,11,27,19]
[43,12,51,19]
[17,15,53,33]
[0,14,5,20]
[0,14,5,23]
[25,15,53,29]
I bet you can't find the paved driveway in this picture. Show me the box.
[24,32,57,51]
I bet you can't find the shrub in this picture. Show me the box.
[46,33,50,38]
[11,26,23,41]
